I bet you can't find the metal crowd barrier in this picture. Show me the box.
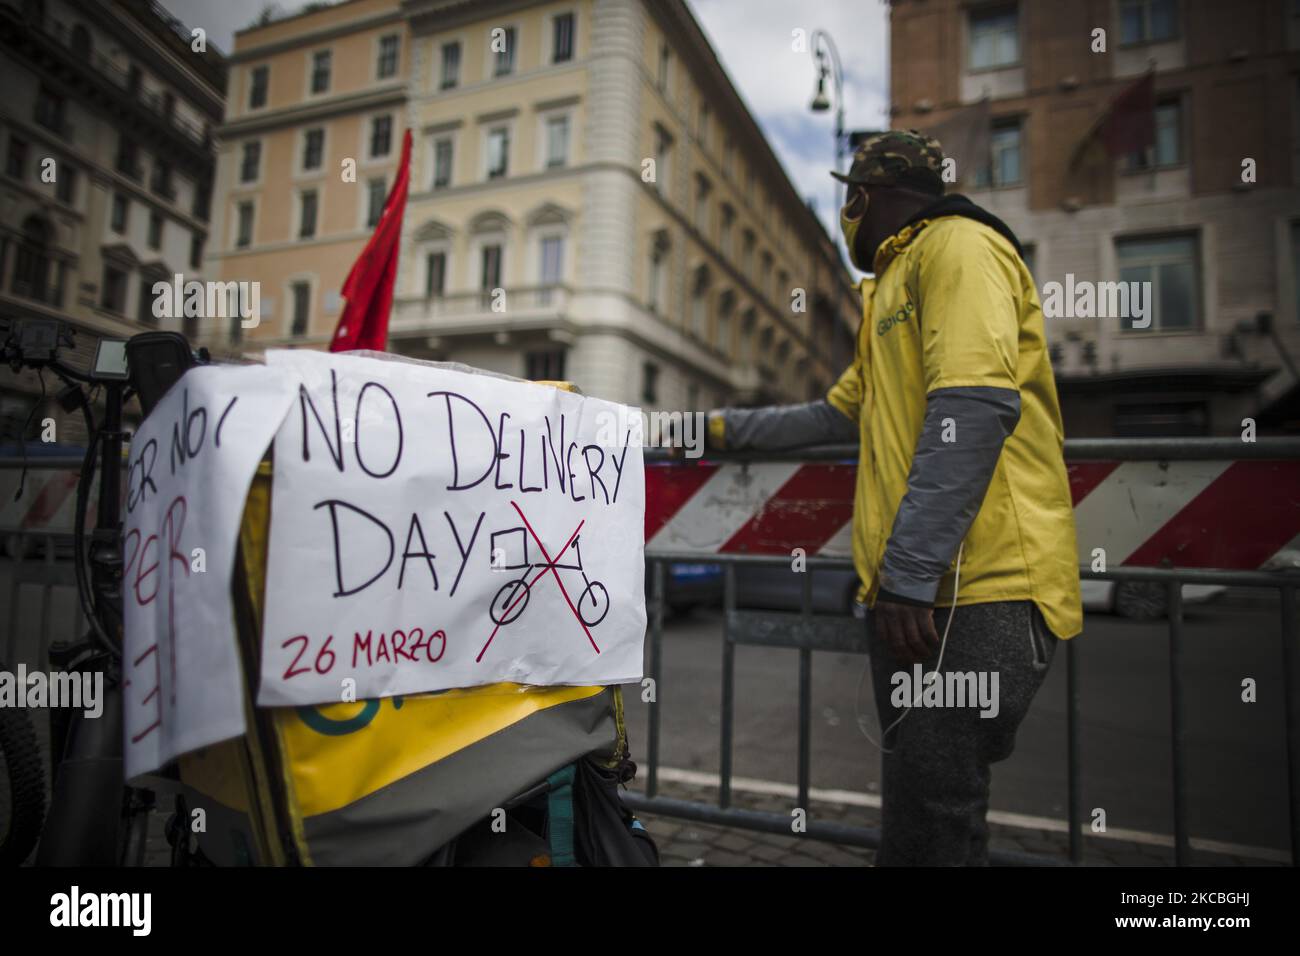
[4,442,1299,867]
[630,438,1300,867]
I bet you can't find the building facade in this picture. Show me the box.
[891,0,1300,435]
[207,0,408,359]
[0,0,223,441]
[214,0,858,413]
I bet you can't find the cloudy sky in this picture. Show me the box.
[161,0,890,236]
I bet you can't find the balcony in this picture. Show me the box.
[0,8,212,163]
[391,284,573,339]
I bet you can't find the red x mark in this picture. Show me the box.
[476,500,602,663]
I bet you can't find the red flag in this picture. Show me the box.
[1070,71,1155,169]
[1098,72,1155,157]
[330,128,412,353]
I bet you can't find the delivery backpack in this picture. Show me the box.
[420,755,659,867]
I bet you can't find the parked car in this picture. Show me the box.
[1080,579,1225,620]
[732,563,859,615]
[646,562,723,618]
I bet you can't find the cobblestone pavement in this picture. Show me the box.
[627,778,1283,868]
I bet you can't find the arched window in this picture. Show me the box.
[12,217,54,305]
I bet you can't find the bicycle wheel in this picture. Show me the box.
[0,675,46,866]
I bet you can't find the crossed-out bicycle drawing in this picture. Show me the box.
[478,500,610,663]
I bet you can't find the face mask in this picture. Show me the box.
[839,188,870,270]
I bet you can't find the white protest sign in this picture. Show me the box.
[122,365,298,778]
[258,349,646,705]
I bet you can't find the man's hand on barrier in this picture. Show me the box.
[874,599,939,665]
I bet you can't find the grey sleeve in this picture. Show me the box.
[877,386,1021,605]
[719,400,857,452]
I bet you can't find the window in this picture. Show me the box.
[545,115,570,168]
[1119,0,1178,45]
[657,42,671,93]
[190,234,204,270]
[56,164,76,204]
[194,182,211,222]
[486,127,509,179]
[691,266,710,337]
[240,140,261,183]
[642,362,659,404]
[480,243,503,305]
[526,350,566,381]
[425,251,446,299]
[741,230,755,276]
[111,193,128,233]
[236,201,254,248]
[310,50,332,94]
[1126,99,1182,169]
[138,278,157,326]
[1116,234,1200,331]
[370,114,393,158]
[697,101,710,147]
[377,34,400,79]
[694,173,710,232]
[366,177,386,228]
[968,5,1019,70]
[6,136,27,178]
[653,124,673,195]
[539,234,564,304]
[148,212,163,250]
[433,137,453,188]
[303,128,325,170]
[151,160,173,199]
[440,42,461,89]
[115,136,139,179]
[101,264,127,313]
[720,204,734,257]
[248,65,268,109]
[716,290,734,353]
[493,26,516,76]
[290,281,310,336]
[298,190,318,239]
[34,87,65,134]
[12,217,55,305]
[975,118,1023,187]
[552,12,574,63]
[648,237,667,312]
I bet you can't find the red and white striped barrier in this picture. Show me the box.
[645,458,1300,571]
[0,467,82,534]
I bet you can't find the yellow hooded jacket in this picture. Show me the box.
[827,212,1083,640]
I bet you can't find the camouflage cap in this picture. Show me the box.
[831,129,945,194]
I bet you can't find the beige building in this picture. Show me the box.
[0,0,223,442]
[208,0,408,355]
[212,0,858,413]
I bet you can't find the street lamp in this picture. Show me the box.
[809,30,846,209]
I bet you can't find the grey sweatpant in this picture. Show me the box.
[867,600,1057,866]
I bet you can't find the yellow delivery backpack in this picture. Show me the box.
[173,384,633,866]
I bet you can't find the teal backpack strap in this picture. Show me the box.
[546,764,577,867]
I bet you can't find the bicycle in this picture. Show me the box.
[0,316,202,865]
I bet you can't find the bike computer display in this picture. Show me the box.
[92,338,130,382]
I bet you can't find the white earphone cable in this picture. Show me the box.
[855,543,963,754]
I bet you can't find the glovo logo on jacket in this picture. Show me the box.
[877,300,915,337]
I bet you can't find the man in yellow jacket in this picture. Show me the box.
[707,130,1082,865]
